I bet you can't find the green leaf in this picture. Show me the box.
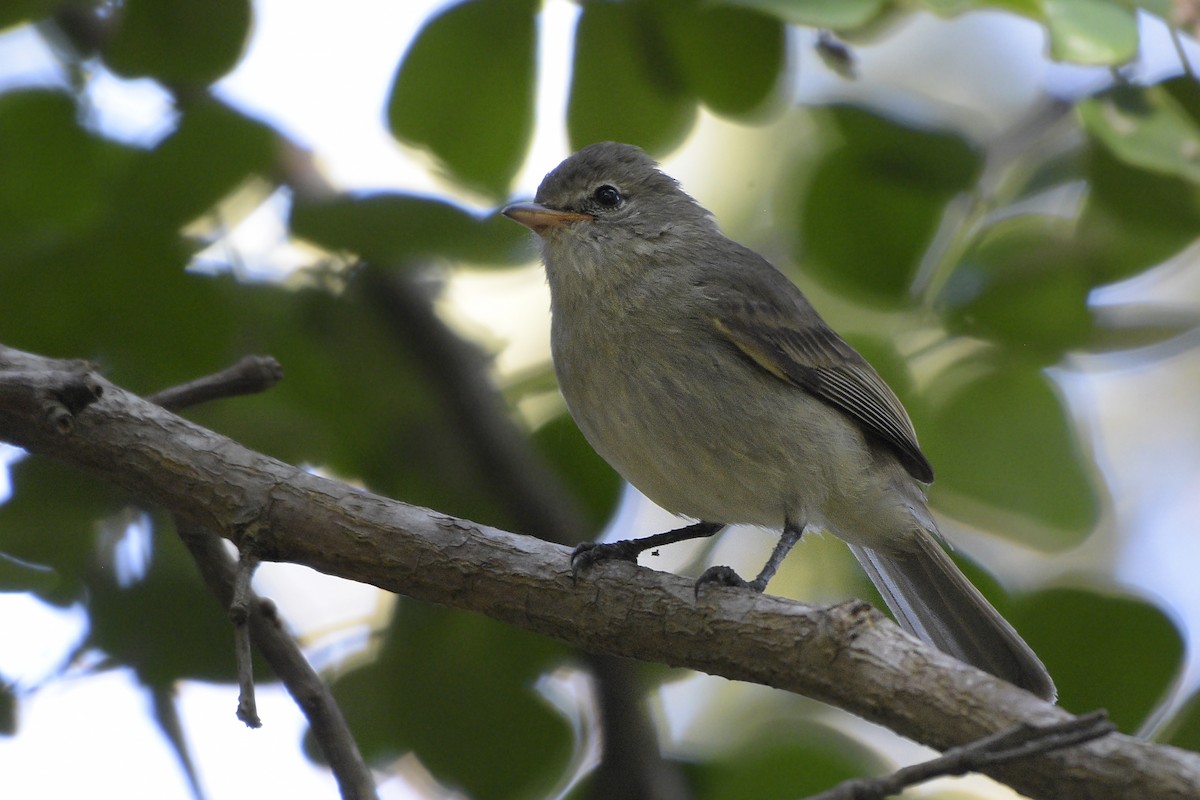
[685,719,888,799]
[1161,75,1200,127]
[1076,137,1200,284]
[938,215,1094,359]
[1131,0,1173,17]
[921,0,1042,15]
[1010,587,1183,732]
[0,458,126,604]
[1079,82,1200,184]
[387,0,537,199]
[103,0,252,84]
[1042,0,1139,65]
[718,0,888,28]
[0,0,56,29]
[0,91,130,266]
[324,603,572,798]
[796,107,981,305]
[568,1,696,155]
[0,683,13,735]
[1162,686,1200,753]
[0,552,59,594]
[0,226,238,390]
[922,360,1099,544]
[113,100,278,232]
[663,4,785,118]
[289,193,527,265]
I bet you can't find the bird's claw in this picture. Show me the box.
[694,565,766,598]
[570,540,642,578]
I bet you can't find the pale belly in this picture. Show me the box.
[554,330,869,531]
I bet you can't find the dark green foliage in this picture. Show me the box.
[568,0,697,155]
[387,0,539,199]
[318,603,573,798]
[797,106,982,305]
[1011,587,1184,733]
[104,0,253,84]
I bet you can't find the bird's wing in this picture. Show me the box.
[711,295,934,483]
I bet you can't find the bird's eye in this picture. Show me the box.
[592,185,623,208]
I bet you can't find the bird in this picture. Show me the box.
[502,141,1055,701]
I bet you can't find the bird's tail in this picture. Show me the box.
[847,532,1056,701]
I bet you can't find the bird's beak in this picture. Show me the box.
[502,202,593,235]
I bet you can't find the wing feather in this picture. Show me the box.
[712,298,933,483]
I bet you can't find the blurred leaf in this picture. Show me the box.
[0,458,126,604]
[325,603,572,799]
[1131,0,1173,16]
[104,0,252,84]
[0,91,130,266]
[720,0,887,28]
[387,0,537,199]
[0,227,241,389]
[289,193,527,266]
[938,215,1093,359]
[568,0,696,155]
[685,720,888,799]
[0,0,56,28]
[663,3,785,118]
[113,99,278,232]
[532,414,622,536]
[1079,82,1200,184]
[1042,0,1138,65]
[0,552,58,594]
[1076,124,1200,285]
[922,359,1099,544]
[1010,586,1183,732]
[921,0,1042,14]
[1162,686,1200,753]
[0,682,13,736]
[797,107,981,305]
[1161,75,1200,127]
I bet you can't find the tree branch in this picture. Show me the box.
[803,710,1116,800]
[3,342,1199,800]
[175,520,378,800]
[147,355,283,412]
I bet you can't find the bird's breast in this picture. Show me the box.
[549,299,838,527]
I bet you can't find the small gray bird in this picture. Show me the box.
[503,141,1055,701]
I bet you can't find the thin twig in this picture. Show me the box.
[147,355,283,412]
[801,711,1116,800]
[176,520,379,800]
[232,547,262,728]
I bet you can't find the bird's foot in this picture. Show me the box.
[570,539,646,577]
[694,565,768,598]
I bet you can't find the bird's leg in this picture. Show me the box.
[695,521,804,595]
[571,521,726,576]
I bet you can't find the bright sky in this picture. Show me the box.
[1,2,1199,799]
